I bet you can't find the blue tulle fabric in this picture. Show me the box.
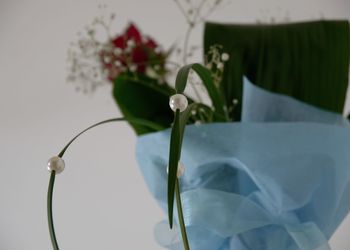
[136,79,350,250]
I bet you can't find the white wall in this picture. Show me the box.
[0,0,349,249]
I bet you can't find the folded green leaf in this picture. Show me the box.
[167,109,181,228]
[175,63,229,121]
[113,74,175,135]
[168,64,230,229]
[167,103,199,228]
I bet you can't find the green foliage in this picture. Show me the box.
[48,117,170,250]
[167,64,229,231]
[113,74,175,135]
[113,65,228,136]
[175,63,229,121]
[204,21,350,120]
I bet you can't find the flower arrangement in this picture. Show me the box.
[100,23,168,82]
[47,2,350,250]
[66,1,232,135]
[49,1,231,250]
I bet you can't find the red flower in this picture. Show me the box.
[125,23,142,44]
[145,37,157,49]
[112,23,142,48]
[113,36,126,49]
[105,22,167,80]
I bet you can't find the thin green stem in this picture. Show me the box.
[48,117,165,249]
[175,179,190,250]
[47,171,59,250]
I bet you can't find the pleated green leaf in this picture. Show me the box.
[204,20,350,120]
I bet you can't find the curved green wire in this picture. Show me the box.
[47,171,59,250]
[47,63,222,250]
[175,179,190,250]
[47,117,164,249]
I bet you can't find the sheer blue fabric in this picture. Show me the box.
[136,79,350,250]
[241,76,349,126]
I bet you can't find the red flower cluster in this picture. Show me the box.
[101,23,167,81]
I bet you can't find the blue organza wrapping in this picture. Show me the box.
[136,79,350,250]
[241,77,349,126]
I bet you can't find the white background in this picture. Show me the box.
[0,0,349,249]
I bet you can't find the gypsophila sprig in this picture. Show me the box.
[67,12,169,93]
[173,0,230,65]
[205,45,230,87]
[171,0,230,102]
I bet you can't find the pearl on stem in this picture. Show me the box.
[167,161,185,178]
[169,94,188,112]
[47,156,65,174]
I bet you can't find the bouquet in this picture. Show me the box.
[46,2,350,250]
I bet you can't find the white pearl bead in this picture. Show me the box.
[221,53,230,61]
[169,94,188,112]
[47,156,65,174]
[167,161,185,178]
[176,162,185,177]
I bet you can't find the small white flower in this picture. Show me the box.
[129,64,137,72]
[114,48,122,55]
[127,39,135,48]
[221,53,230,61]
[125,47,132,53]
[114,60,122,67]
[146,67,157,78]
[195,120,202,126]
[104,56,111,63]
[217,62,224,70]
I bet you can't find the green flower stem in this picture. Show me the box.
[175,179,190,250]
[47,171,59,250]
[47,117,164,249]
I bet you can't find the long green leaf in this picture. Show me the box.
[113,74,175,135]
[176,179,190,250]
[58,117,162,158]
[175,63,228,121]
[167,64,229,228]
[47,172,59,250]
[191,64,228,121]
[204,21,350,120]
[48,117,166,250]
[167,103,197,229]
[167,110,181,228]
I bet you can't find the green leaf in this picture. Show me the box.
[191,64,228,121]
[48,117,169,250]
[167,63,231,228]
[175,63,228,121]
[204,21,350,120]
[167,109,181,228]
[113,74,175,135]
[167,103,197,228]
[175,179,190,250]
